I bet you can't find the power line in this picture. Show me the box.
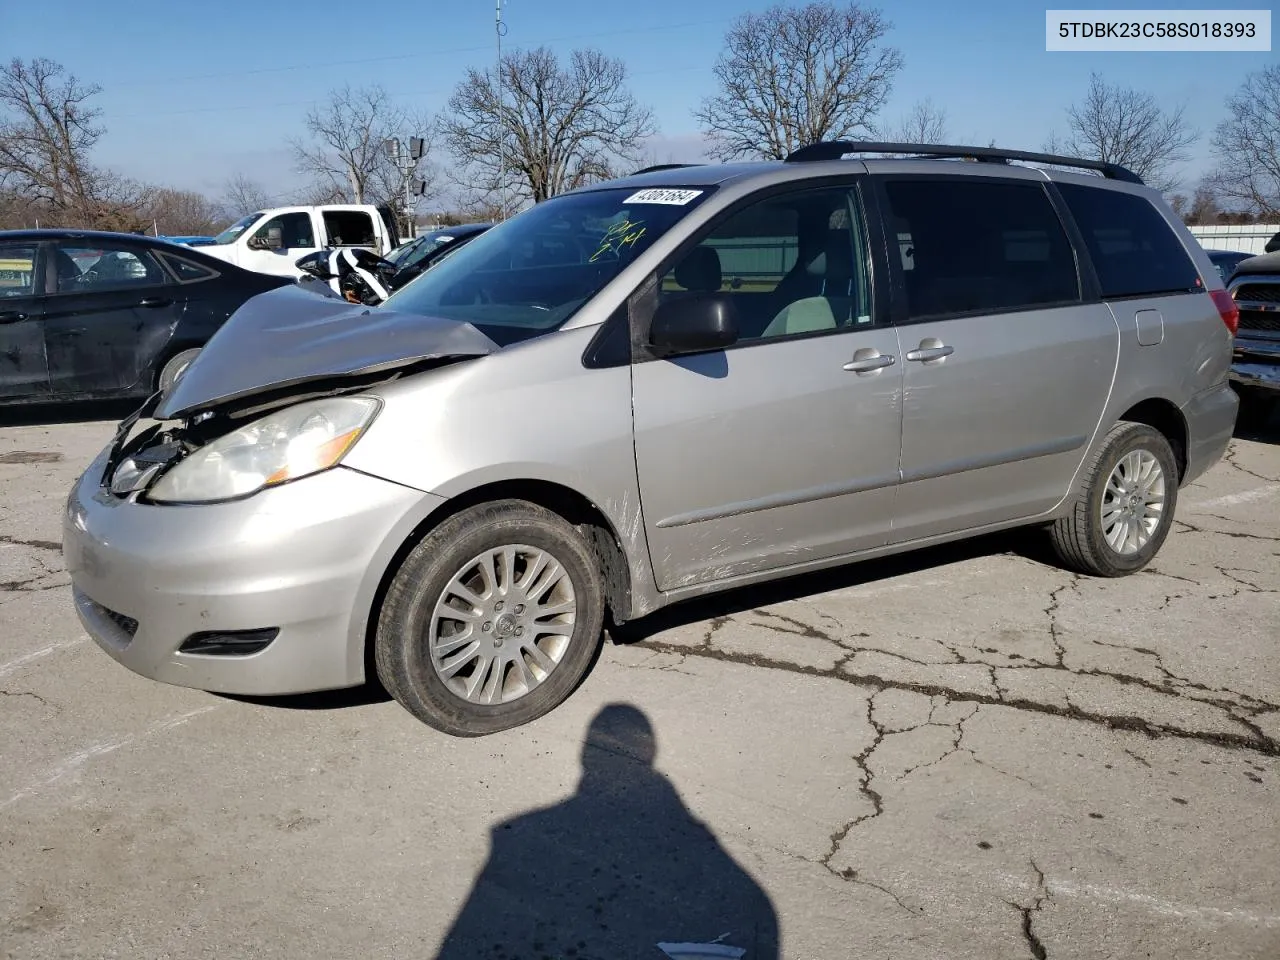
[108,65,714,121]
[109,17,733,89]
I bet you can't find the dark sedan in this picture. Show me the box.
[0,229,292,406]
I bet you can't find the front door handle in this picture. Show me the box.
[905,338,954,363]
[0,310,27,323]
[139,296,172,308]
[842,349,896,374]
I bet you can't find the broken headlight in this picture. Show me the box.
[147,397,381,504]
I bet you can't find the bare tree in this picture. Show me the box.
[445,46,655,212]
[0,57,144,228]
[872,99,949,149]
[142,187,224,235]
[1047,72,1197,192]
[694,2,903,161]
[292,85,430,206]
[219,173,273,219]
[1207,65,1280,219]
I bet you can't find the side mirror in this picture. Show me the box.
[649,294,739,356]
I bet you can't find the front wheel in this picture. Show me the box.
[1049,422,1178,577]
[375,500,606,736]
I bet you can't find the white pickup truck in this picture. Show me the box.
[195,204,401,279]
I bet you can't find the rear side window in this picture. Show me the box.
[1057,184,1201,299]
[881,178,1079,320]
[323,210,376,247]
[0,244,38,297]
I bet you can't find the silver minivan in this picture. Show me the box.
[63,143,1240,736]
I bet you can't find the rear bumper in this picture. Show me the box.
[1180,382,1238,486]
[1230,335,1280,394]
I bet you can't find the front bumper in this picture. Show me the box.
[63,450,443,695]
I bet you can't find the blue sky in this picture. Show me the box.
[3,0,1274,205]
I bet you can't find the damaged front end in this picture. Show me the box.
[98,282,500,502]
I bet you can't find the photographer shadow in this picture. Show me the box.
[435,703,779,959]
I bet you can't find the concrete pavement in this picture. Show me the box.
[2,409,1277,959]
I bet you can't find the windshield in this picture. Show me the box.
[381,187,712,343]
[212,212,262,245]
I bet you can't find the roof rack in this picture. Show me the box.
[631,163,704,175]
[783,141,1144,185]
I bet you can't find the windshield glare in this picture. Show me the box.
[212,212,262,245]
[381,187,712,343]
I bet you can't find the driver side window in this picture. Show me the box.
[656,185,873,343]
[252,212,314,250]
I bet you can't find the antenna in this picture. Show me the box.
[496,0,508,221]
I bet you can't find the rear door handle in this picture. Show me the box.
[905,339,954,363]
[842,349,896,374]
[0,310,27,323]
[139,296,172,308]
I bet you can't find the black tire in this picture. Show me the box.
[157,348,201,394]
[375,499,606,736]
[1049,422,1179,577]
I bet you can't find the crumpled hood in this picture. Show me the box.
[154,282,499,418]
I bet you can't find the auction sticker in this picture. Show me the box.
[625,188,703,205]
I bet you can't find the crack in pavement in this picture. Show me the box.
[1174,517,1280,543]
[1006,859,1050,960]
[1043,576,1080,668]
[0,534,62,552]
[1224,445,1280,485]
[0,688,53,709]
[634,639,1280,756]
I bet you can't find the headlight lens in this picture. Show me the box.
[148,397,380,504]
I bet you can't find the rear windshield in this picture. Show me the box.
[1058,184,1201,299]
[381,187,713,344]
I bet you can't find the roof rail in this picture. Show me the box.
[631,163,704,175]
[783,141,1144,185]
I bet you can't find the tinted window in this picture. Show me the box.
[882,179,1079,320]
[53,244,167,293]
[253,213,314,249]
[162,254,218,282]
[659,186,872,342]
[322,210,375,247]
[0,244,38,298]
[1058,184,1200,299]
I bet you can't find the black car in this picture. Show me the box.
[0,229,292,406]
[384,223,490,292]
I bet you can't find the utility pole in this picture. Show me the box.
[384,136,428,239]
[496,0,507,221]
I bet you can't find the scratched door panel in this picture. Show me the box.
[42,243,183,398]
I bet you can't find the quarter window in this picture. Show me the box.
[882,179,1080,320]
[1058,184,1201,299]
[658,186,873,342]
[161,254,218,282]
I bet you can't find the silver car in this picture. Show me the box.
[63,142,1239,736]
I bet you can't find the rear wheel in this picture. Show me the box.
[375,500,606,736]
[157,348,201,394]
[1050,422,1178,577]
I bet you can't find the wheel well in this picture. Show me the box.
[152,342,203,390]
[362,479,634,684]
[1119,398,1187,480]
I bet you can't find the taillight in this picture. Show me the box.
[1210,289,1239,335]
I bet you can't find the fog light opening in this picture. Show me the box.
[178,628,280,656]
